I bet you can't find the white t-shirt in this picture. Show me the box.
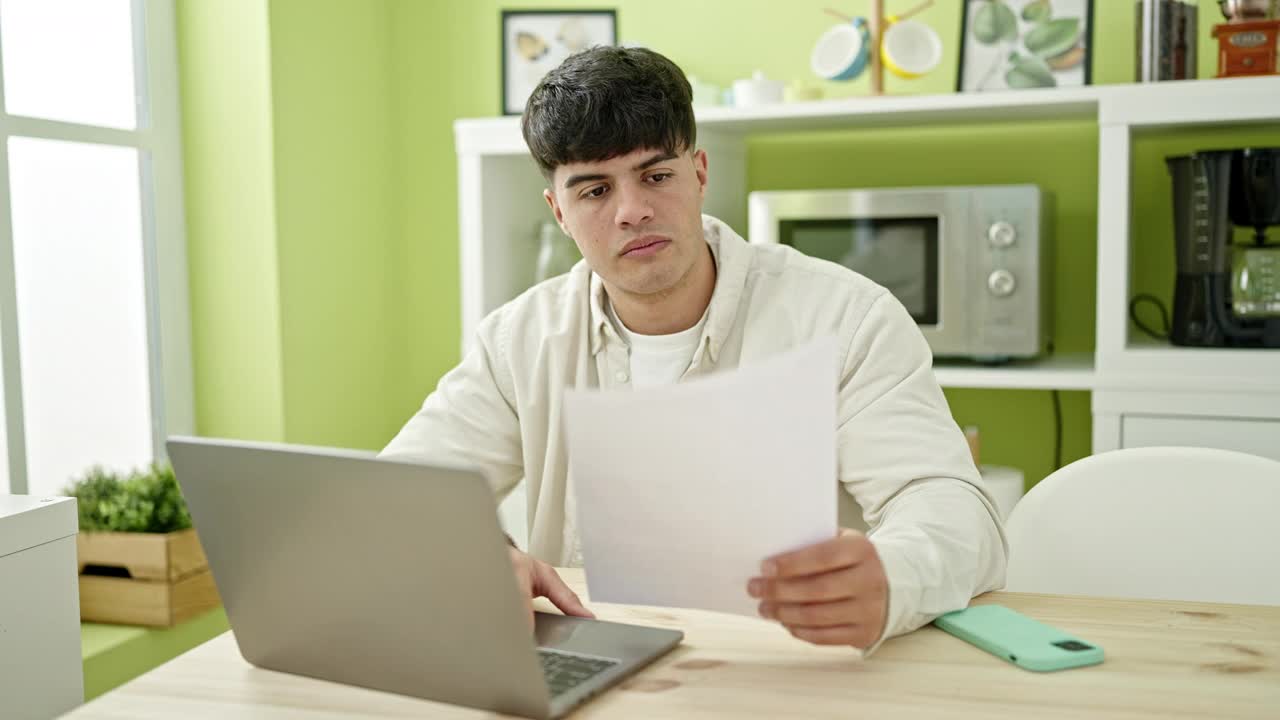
[565,301,708,568]
[605,299,707,388]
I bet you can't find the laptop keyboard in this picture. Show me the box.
[537,649,618,697]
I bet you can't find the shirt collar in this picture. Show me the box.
[588,214,750,362]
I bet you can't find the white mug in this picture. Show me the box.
[732,71,785,107]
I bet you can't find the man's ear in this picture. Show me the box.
[693,149,709,200]
[544,187,570,236]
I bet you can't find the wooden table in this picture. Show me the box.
[63,569,1280,719]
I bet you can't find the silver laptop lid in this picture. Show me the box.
[167,436,553,718]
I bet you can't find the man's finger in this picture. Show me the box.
[523,595,536,630]
[518,570,536,629]
[537,565,596,619]
[761,598,864,628]
[750,565,859,603]
[508,550,537,628]
[757,558,887,605]
[517,566,535,629]
[788,624,876,648]
[763,532,871,579]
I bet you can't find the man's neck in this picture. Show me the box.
[606,242,716,336]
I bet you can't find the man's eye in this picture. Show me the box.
[649,173,673,184]
[583,185,608,199]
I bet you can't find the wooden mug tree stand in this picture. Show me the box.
[826,0,935,96]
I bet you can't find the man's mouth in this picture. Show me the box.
[620,235,671,257]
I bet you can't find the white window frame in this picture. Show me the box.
[0,0,193,494]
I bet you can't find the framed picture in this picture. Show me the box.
[501,9,617,115]
[957,0,1093,92]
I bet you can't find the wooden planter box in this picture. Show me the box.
[76,528,221,627]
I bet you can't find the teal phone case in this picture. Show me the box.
[933,605,1104,672]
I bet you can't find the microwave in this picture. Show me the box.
[748,185,1050,362]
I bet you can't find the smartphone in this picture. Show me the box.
[933,604,1104,672]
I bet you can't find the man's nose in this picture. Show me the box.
[613,183,654,227]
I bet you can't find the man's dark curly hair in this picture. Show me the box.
[521,46,696,180]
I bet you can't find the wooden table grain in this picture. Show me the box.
[62,568,1280,719]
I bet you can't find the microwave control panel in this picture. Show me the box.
[969,185,1046,360]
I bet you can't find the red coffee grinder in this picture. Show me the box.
[1212,0,1280,77]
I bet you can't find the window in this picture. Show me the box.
[0,0,192,496]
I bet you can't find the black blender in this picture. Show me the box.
[1166,147,1280,348]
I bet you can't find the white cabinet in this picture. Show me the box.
[0,495,83,719]
[1093,385,1280,461]
[1121,415,1280,461]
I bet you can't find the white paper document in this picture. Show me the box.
[563,336,838,616]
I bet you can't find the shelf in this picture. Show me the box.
[1098,76,1280,129]
[690,85,1098,133]
[933,353,1095,391]
[1095,336,1280,393]
[455,77,1280,156]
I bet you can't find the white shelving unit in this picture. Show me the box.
[1089,78,1280,460]
[454,75,1280,430]
[932,353,1096,391]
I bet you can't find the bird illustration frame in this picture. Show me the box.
[501,9,618,116]
[957,0,1094,92]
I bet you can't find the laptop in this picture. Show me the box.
[166,436,683,719]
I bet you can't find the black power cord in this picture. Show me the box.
[1042,340,1063,472]
[1051,388,1062,471]
[1129,293,1171,341]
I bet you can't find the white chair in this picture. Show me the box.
[1005,446,1280,606]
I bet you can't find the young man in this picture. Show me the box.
[383,47,1006,652]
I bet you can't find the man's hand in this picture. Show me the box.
[747,529,889,650]
[509,547,595,628]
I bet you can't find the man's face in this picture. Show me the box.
[544,147,708,298]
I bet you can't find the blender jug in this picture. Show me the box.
[1166,150,1234,346]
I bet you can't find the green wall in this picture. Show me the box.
[267,0,409,449]
[178,0,413,449]
[176,0,285,442]
[178,0,1277,486]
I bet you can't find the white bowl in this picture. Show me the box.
[881,20,942,79]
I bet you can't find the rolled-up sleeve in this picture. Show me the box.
[835,292,1008,651]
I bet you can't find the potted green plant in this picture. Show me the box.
[64,464,219,627]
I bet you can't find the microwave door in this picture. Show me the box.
[931,207,975,359]
[787,217,938,321]
[775,192,970,356]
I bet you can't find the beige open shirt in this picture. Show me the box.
[382,215,1007,647]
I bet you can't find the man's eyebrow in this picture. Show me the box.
[562,152,679,189]
[634,152,677,171]
[563,172,608,189]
